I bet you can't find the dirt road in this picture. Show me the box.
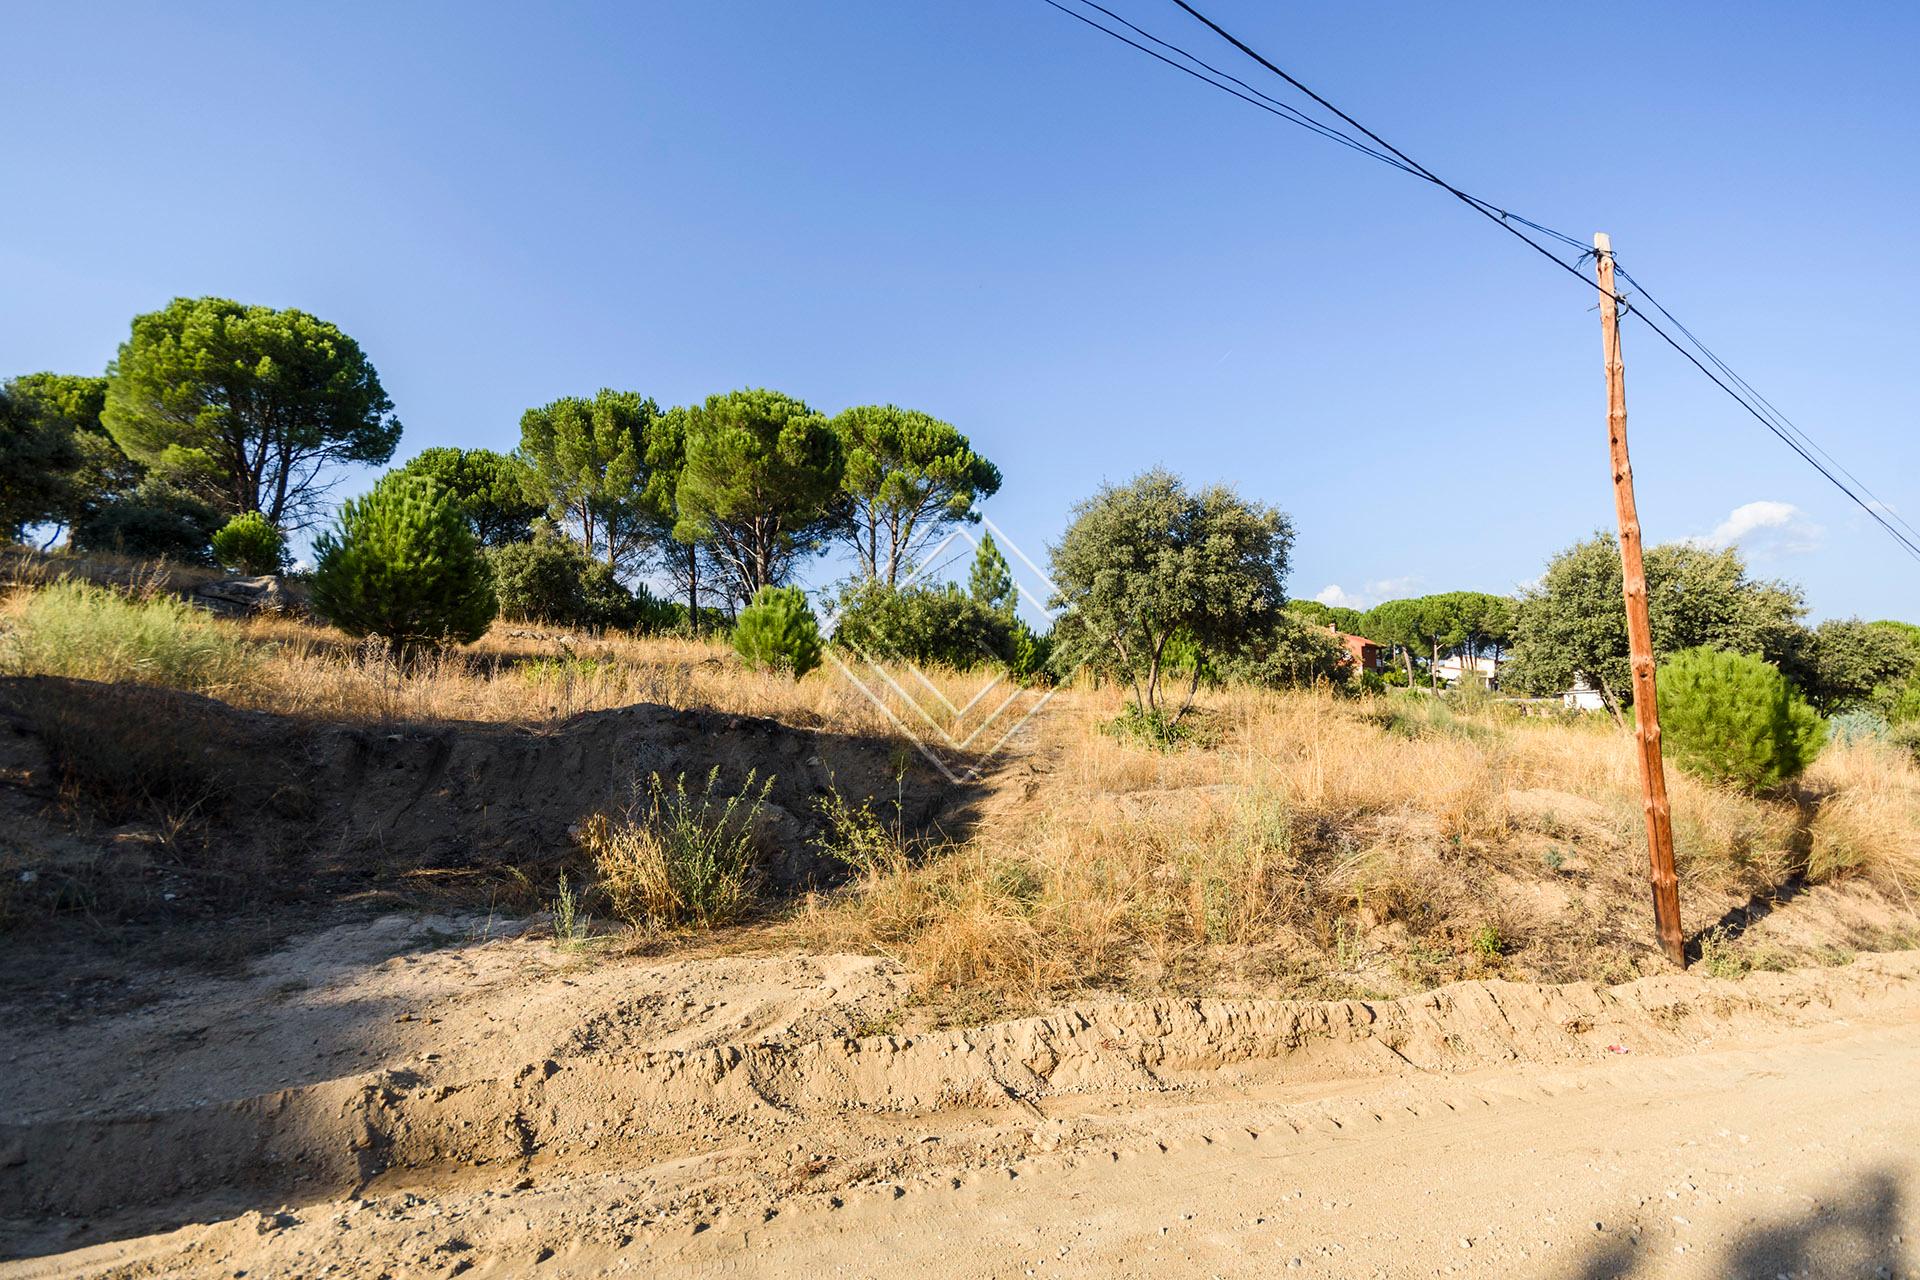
[4,919,1916,1279]
[667,1020,1920,1278]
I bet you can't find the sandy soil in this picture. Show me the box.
[4,913,1918,1279]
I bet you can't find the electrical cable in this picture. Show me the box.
[1035,0,1920,563]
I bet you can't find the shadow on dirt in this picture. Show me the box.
[1688,876,1810,959]
[0,674,990,995]
[1573,1166,1907,1278]
[1684,786,1824,960]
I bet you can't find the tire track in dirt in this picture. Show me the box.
[5,948,1917,1272]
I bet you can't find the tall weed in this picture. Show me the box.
[582,767,772,931]
[1808,740,1920,892]
[3,580,248,693]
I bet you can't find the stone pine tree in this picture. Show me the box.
[516,390,660,572]
[830,405,1000,585]
[393,447,542,547]
[102,297,402,526]
[673,389,844,603]
[969,530,1016,618]
[1658,647,1826,792]
[0,380,80,541]
[732,585,823,678]
[637,405,728,630]
[310,474,498,657]
[1359,598,1425,686]
[1362,592,1513,690]
[4,373,143,540]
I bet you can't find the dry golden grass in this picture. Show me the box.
[778,685,1917,1019]
[0,544,226,596]
[1808,740,1920,897]
[225,619,1012,734]
[4,564,1915,1015]
[0,568,994,734]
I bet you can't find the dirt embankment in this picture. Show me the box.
[0,674,974,902]
[2,914,1918,1275]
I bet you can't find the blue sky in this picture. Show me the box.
[5,1,1916,620]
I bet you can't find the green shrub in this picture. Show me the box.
[1829,710,1890,747]
[1656,647,1826,792]
[210,511,286,576]
[582,768,772,931]
[1100,701,1201,750]
[3,579,248,692]
[733,585,822,677]
[658,601,734,637]
[1882,679,1920,726]
[310,473,497,657]
[812,785,910,878]
[70,481,221,565]
[1219,613,1349,689]
[1008,618,1053,684]
[486,534,664,632]
[829,580,1011,669]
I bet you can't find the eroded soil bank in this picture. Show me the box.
[3,913,1917,1278]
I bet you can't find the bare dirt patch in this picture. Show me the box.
[3,916,1918,1276]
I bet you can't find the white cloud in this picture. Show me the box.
[1685,500,1823,556]
[1314,584,1364,609]
[1312,576,1424,611]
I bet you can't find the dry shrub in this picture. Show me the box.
[582,769,772,932]
[1808,740,1920,894]
[780,682,1888,1018]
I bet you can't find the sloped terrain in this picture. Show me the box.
[0,674,970,928]
[2,917,1917,1276]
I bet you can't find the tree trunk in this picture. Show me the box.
[1595,673,1626,728]
[687,543,700,635]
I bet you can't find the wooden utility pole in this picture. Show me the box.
[1594,232,1686,967]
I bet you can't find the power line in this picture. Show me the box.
[1032,0,1428,177]
[1036,0,1920,564]
[1062,0,1421,175]
[1613,263,1920,551]
[1159,0,1920,562]
[1043,0,1590,270]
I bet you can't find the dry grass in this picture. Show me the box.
[0,545,229,596]
[776,685,1917,1020]
[0,573,1001,735]
[3,566,1915,1016]
[217,615,1019,735]
[1,579,252,695]
[1808,740,1920,897]
[582,769,773,932]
